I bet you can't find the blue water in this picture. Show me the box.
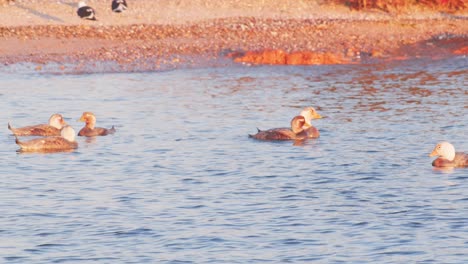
[0,57,467,263]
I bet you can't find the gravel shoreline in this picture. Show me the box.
[0,1,467,72]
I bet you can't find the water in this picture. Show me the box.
[0,57,467,263]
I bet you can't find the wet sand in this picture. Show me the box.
[0,0,467,71]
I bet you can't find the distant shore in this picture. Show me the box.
[0,0,467,72]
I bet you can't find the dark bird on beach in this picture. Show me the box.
[77,1,97,21]
[112,0,127,13]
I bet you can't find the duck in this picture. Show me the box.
[77,112,116,137]
[15,125,78,152]
[429,141,468,168]
[299,107,323,138]
[112,0,127,12]
[249,115,308,140]
[77,1,97,20]
[8,113,67,136]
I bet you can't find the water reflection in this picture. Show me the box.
[432,167,455,174]
[16,148,76,154]
[84,137,98,144]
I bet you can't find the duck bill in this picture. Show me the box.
[429,149,438,157]
[77,116,85,122]
[313,113,323,119]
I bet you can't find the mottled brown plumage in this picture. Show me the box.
[304,126,320,138]
[15,125,78,152]
[249,116,307,140]
[8,113,67,136]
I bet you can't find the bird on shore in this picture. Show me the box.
[299,106,322,138]
[77,1,97,21]
[8,113,67,137]
[429,141,468,168]
[249,115,308,141]
[77,112,116,137]
[15,125,78,152]
[112,0,127,13]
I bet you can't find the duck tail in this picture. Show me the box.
[14,135,21,145]
[8,122,18,135]
[109,125,116,134]
[248,128,263,138]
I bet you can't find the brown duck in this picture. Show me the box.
[15,125,78,152]
[249,115,308,140]
[77,112,116,137]
[8,113,67,136]
[429,141,468,168]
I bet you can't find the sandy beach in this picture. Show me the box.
[0,0,467,71]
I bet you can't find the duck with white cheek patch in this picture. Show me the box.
[299,106,323,138]
[77,112,116,137]
[8,113,67,136]
[429,141,468,168]
[14,125,78,152]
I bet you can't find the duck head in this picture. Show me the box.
[48,114,67,129]
[61,125,76,142]
[291,115,306,134]
[60,125,75,142]
[430,141,455,161]
[77,112,96,129]
[300,107,322,128]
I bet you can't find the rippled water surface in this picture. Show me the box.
[1,57,467,263]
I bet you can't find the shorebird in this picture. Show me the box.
[77,1,97,21]
[112,0,127,13]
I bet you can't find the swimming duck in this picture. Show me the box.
[249,115,308,140]
[300,107,322,138]
[429,141,468,168]
[77,112,116,137]
[15,125,78,152]
[8,113,67,136]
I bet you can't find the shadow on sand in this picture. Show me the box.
[14,3,65,23]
